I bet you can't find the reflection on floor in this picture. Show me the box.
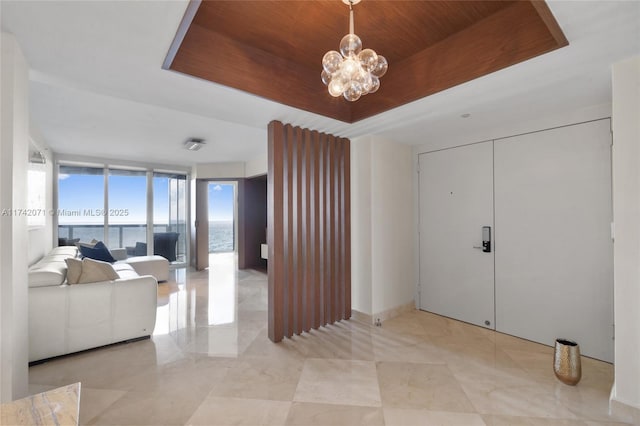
[29,253,630,425]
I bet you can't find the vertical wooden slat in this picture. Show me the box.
[267,121,351,342]
[313,131,321,330]
[336,141,344,318]
[268,121,284,342]
[318,134,330,325]
[295,126,304,335]
[343,139,352,319]
[285,124,295,338]
[304,131,312,332]
[325,134,331,326]
[329,136,339,322]
[291,125,299,335]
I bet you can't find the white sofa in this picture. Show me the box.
[28,246,158,362]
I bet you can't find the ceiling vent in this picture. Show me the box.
[184,138,205,151]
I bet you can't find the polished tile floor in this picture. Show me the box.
[29,254,630,425]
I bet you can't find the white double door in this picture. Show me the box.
[419,120,613,361]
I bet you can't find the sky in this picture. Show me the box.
[58,174,234,224]
[208,183,234,222]
[58,173,173,224]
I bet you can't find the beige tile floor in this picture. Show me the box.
[28,253,631,425]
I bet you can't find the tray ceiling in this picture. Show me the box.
[167,1,567,123]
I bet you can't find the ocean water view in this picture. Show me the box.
[58,220,234,254]
[209,220,234,253]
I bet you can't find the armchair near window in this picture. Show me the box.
[154,232,179,262]
[127,232,180,262]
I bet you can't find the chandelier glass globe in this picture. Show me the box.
[321,1,387,102]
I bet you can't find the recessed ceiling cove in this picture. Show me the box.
[164,0,568,123]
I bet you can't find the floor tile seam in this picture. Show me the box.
[379,401,479,414]
[199,395,295,405]
[372,357,448,365]
[298,376,381,388]
[381,406,486,416]
[374,359,452,369]
[302,356,376,364]
[562,404,630,424]
[292,396,383,408]
[233,354,307,367]
[207,391,297,404]
[447,376,500,417]
[79,387,128,425]
[459,389,584,421]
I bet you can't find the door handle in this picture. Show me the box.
[482,226,491,253]
[473,226,492,252]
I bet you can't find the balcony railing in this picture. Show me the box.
[58,223,186,262]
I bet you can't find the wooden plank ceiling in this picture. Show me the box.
[165,0,568,123]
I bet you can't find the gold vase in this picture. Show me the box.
[553,338,581,385]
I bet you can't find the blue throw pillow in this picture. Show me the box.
[78,241,116,263]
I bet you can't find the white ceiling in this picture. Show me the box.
[1,1,639,167]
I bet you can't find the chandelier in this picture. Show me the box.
[321,0,388,101]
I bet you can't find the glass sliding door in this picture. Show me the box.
[108,168,147,251]
[57,163,189,264]
[58,165,105,244]
[153,172,187,265]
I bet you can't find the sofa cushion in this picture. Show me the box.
[112,262,135,273]
[51,246,79,257]
[75,238,99,249]
[110,247,128,261]
[40,254,75,263]
[78,241,116,263]
[65,258,83,284]
[115,269,140,280]
[111,262,138,280]
[77,258,119,284]
[125,255,169,282]
[28,266,67,288]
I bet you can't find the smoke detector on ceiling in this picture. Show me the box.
[184,138,205,151]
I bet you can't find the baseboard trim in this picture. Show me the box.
[351,310,373,325]
[351,301,416,326]
[610,398,640,424]
[373,301,415,324]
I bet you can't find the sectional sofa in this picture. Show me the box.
[27,246,161,362]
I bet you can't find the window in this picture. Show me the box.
[57,162,189,265]
[108,168,147,250]
[58,165,105,242]
[153,172,188,263]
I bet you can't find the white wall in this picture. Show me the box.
[611,56,640,418]
[414,103,611,154]
[350,138,373,315]
[245,154,267,178]
[27,126,54,266]
[371,137,415,315]
[194,157,268,180]
[194,162,245,179]
[0,33,30,402]
[351,135,415,319]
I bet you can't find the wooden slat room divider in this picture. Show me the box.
[267,121,351,342]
